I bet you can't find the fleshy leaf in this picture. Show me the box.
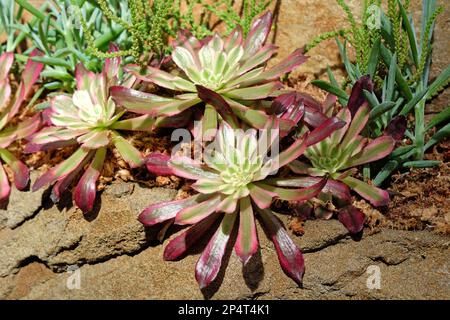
[145,153,173,176]
[384,115,407,141]
[175,194,222,225]
[305,117,346,146]
[164,213,220,261]
[248,183,276,209]
[235,197,258,264]
[111,86,201,116]
[73,147,106,213]
[256,178,326,202]
[195,212,237,289]
[338,205,365,234]
[257,208,304,286]
[169,156,219,180]
[0,149,29,190]
[139,194,207,226]
[341,176,389,207]
[111,133,143,168]
[343,136,395,168]
[243,11,273,58]
[196,85,239,128]
[125,65,196,92]
[347,75,373,117]
[340,105,370,148]
[273,135,308,171]
[0,161,11,204]
[33,148,93,191]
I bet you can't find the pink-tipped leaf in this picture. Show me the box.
[0,149,29,190]
[243,11,273,58]
[196,85,239,128]
[248,183,276,209]
[145,152,173,176]
[347,75,373,117]
[341,176,389,207]
[0,161,11,204]
[255,178,326,202]
[175,194,222,225]
[111,133,144,168]
[139,194,210,226]
[164,212,220,261]
[343,135,395,169]
[33,147,93,191]
[257,208,304,286]
[195,212,237,289]
[235,197,258,265]
[74,147,106,213]
[305,117,346,146]
[338,205,366,234]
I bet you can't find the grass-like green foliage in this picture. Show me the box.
[0,50,43,204]
[80,0,272,65]
[9,0,271,91]
[10,0,131,91]
[308,0,450,185]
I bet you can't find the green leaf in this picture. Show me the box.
[326,66,347,106]
[336,39,356,82]
[398,0,419,67]
[341,176,389,207]
[31,56,72,69]
[311,80,349,102]
[403,160,440,168]
[235,196,258,264]
[426,107,450,131]
[373,160,399,187]
[386,53,397,102]
[367,38,380,79]
[425,65,450,100]
[370,102,396,119]
[380,44,413,101]
[424,123,450,151]
[111,132,143,168]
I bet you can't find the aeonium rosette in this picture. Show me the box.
[270,78,397,234]
[111,11,307,138]
[0,50,44,204]
[25,47,157,213]
[138,115,345,288]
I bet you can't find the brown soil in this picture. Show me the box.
[384,161,450,234]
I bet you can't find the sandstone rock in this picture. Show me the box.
[1,213,448,300]
[0,172,46,230]
[0,182,176,276]
[0,206,81,277]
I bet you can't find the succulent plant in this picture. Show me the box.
[138,115,345,288]
[0,50,43,204]
[267,87,396,233]
[111,11,307,137]
[26,47,157,213]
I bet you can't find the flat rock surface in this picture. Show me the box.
[0,181,448,300]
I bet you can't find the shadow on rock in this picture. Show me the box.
[243,248,264,291]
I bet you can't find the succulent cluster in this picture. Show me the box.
[0,1,447,292]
